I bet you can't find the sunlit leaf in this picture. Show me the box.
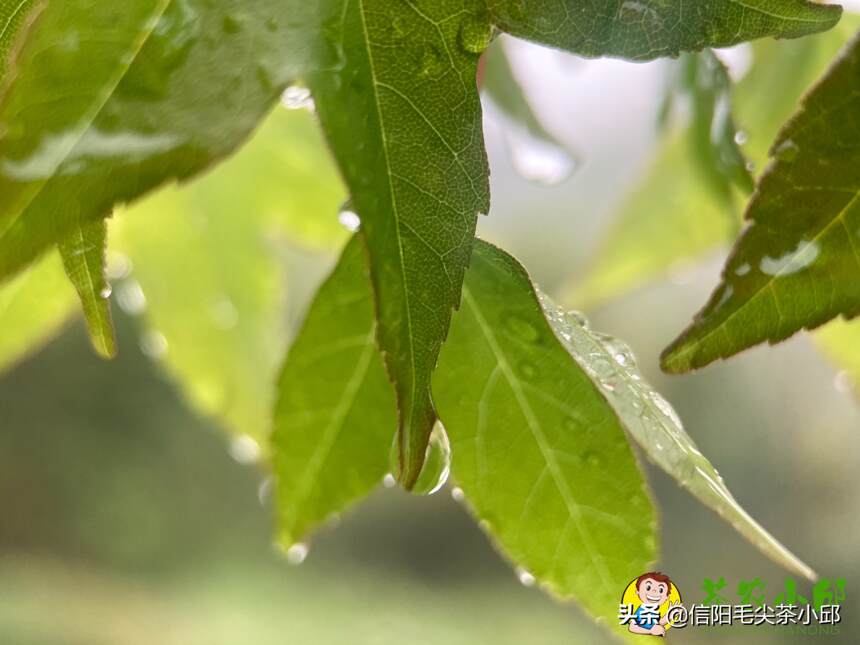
[487,0,842,61]
[663,31,860,373]
[273,236,395,548]
[58,220,116,359]
[434,240,656,629]
[308,0,491,487]
[0,0,327,283]
[0,252,76,374]
[112,108,346,444]
[569,24,857,308]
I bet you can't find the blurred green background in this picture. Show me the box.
[2,30,860,644]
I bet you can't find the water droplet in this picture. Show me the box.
[566,310,589,329]
[139,330,168,359]
[257,477,273,506]
[504,313,540,342]
[338,204,361,232]
[210,296,239,330]
[517,361,537,379]
[99,284,113,299]
[418,43,446,78]
[281,85,314,111]
[516,566,536,587]
[106,252,132,280]
[382,473,397,488]
[285,542,309,565]
[117,280,147,315]
[222,14,241,34]
[774,139,799,162]
[581,450,604,467]
[229,434,261,464]
[410,423,452,496]
[458,15,493,55]
[745,160,756,173]
[834,370,854,395]
[733,130,748,146]
[506,126,576,186]
[451,486,465,502]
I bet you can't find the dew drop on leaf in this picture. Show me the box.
[99,285,112,299]
[517,360,537,379]
[382,473,397,488]
[450,486,465,502]
[281,85,315,111]
[504,313,540,342]
[516,566,536,587]
[773,139,799,162]
[458,15,493,55]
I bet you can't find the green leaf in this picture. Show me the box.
[273,236,395,548]
[0,251,76,373]
[0,0,41,78]
[0,0,323,283]
[662,31,860,373]
[568,24,858,309]
[434,240,656,628]
[308,0,491,487]
[112,108,346,444]
[58,220,116,359]
[435,241,815,607]
[486,0,842,61]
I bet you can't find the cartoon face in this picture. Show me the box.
[636,577,670,605]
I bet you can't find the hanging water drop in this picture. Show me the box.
[338,204,361,232]
[733,130,748,146]
[285,542,309,565]
[506,126,576,186]
[382,473,397,488]
[281,85,314,111]
[99,284,113,299]
[516,566,536,587]
[408,422,452,496]
[229,434,261,464]
[451,486,465,502]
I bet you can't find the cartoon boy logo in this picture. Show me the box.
[619,571,682,637]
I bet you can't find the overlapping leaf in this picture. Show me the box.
[0,0,41,77]
[0,0,328,283]
[307,0,491,487]
[58,220,116,359]
[428,240,814,629]
[434,240,656,629]
[486,0,842,61]
[273,236,395,548]
[112,108,346,443]
[568,24,858,308]
[663,31,860,373]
